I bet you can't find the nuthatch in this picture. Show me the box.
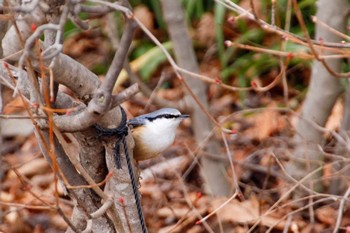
[128,108,189,161]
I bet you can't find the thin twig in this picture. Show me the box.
[66,172,113,190]
[0,114,46,119]
[264,197,334,233]
[124,62,180,109]
[0,201,53,210]
[90,199,114,219]
[216,0,350,49]
[333,187,350,233]
[56,206,79,233]
[196,191,238,224]
[312,16,350,42]
[292,0,350,78]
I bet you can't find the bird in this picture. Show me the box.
[128,108,189,161]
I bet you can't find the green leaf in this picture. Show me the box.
[214,2,227,66]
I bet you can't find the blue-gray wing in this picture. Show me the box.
[128,108,180,127]
[127,117,145,127]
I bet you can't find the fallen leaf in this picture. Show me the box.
[157,207,190,218]
[3,96,25,114]
[315,206,336,225]
[0,191,14,202]
[7,158,49,179]
[134,5,154,33]
[195,13,215,46]
[244,106,286,140]
[325,98,343,132]
[1,118,33,137]
[211,197,286,230]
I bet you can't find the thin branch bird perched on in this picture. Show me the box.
[128,108,189,161]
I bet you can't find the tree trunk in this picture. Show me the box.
[287,0,348,192]
[161,0,232,196]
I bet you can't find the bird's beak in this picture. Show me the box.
[179,114,190,119]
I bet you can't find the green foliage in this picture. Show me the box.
[59,0,318,95]
[215,3,227,67]
[182,0,215,21]
[275,0,316,36]
[148,0,165,29]
[125,0,317,92]
[221,53,277,84]
[129,41,173,81]
[138,45,171,81]
[130,42,154,60]
[63,12,90,39]
[63,19,79,39]
[297,0,317,9]
[220,24,266,83]
[92,63,109,75]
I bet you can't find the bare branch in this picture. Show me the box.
[333,187,350,233]
[92,17,135,113]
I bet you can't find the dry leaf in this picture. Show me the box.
[325,98,343,131]
[1,118,33,137]
[211,197,286,230]
[0,191,14,202]
[244,107,286,140]
[158,207,206,233]
[157,207,190,218]
[3,96,25,114]
[7,158,49,179]
[315,206,336,225]
[196,13,215,46]
[134,5,154,33]
[139,182,164,200]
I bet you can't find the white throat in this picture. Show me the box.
[140,118,182,153]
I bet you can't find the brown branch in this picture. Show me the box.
[292,0,350,78]
[4,62,115,232]
[78,4,113,14]
[111,83,139,107]
[252,56,291,92]
[72,15,135,136]
[56,206,80,233]
[48,53,101,101]
[0,201,52,210]
[249,0,259,21]
[218,0,350,49]
[312,16,350,42]
[1,59,138,132]
[97,17,136,101]
[51,84,139,132]
[263,197,334,233]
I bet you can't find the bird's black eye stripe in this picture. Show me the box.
[147,114,180,121]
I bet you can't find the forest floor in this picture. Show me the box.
[1,11,350,233]
[2,72,349,233]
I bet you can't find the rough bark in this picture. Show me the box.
[99,107,143,233]
[37,131,115,233]
[160,0,232,196]
[1,0,143,232]
[287,0,348,192]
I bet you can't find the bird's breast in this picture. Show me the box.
[140,125,176,152]
[131,124,176,160]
